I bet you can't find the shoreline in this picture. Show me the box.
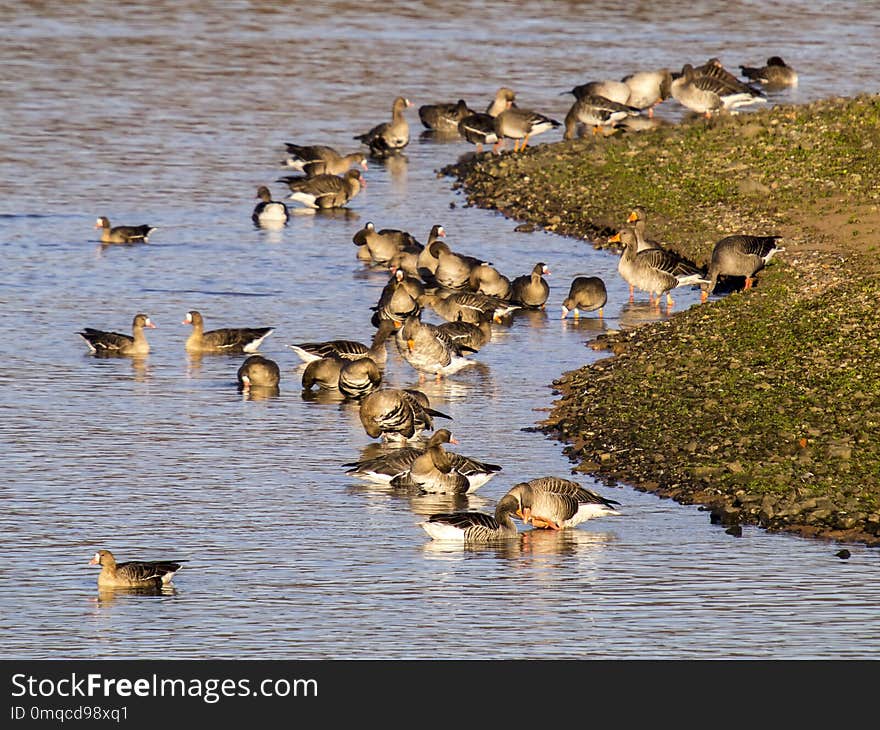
[443,94,880,548]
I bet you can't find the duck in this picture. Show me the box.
[493,104,561,153]
[337,357,383,400]
[384,429,501,494]
[739,56,798,88]
[419,493,520,542]
[288,318,396,367]
[301,355,344,391]
[344,431,501,491]
[671,63,766,118]
[251,185,290,226]
[609,228,708,307]
[358,387,451,443]
[620,69,674,117]
[468,262,513,300]
[563,93,640,139]
[94,216,156,244]
[281,143,369,176]
[89,549,184,589]
[183,310,274,354]
[701,234,785,300]
[510,262,551,309]
[353,95,412,158]
[277,168,365,209]
[503,476,622,529]
[395,312,477,380]
[237,354,281,390]
[352,221,422,268]
[418,98,473,133]
[79,313,155,356]
[561,276,607,319]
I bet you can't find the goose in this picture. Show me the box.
[701,234,785,300]
[429,239,489,290]
[79,313,155,356]
[237,354,280,390]
[418,98,473,132]
[503,476,621,529]
[301,355,344,391]
[282,143,369,176]
[352,221,422,268]
[416,224,447,279]
[251,185,290,226]
[609,228,708,307]
[277,168,365,209]
[385,429,501,494]
[395,313,477,380]
[561,276,607,319]
[695,57,764,96]
[455,87,515,152]
[183,310,274,354]
[344,432,501,491]
[468,262,513,300]
[419,493,520,542]
[288,318,396,367]
[89,549,185,589]
[337,357,383,400]
[620,69,674,117]
[563,93,640,139]
[419,291,518,324]
[671,63,766,118]
[739,56,798,88]
[354,95,412,158]
[94,216,156,244]
[371,269,422,328]
[564,79,631,105]
[493,104,561,153]
[626,207,663,252]
[510,262,551,309]
[358,387,451,443]
[436,317,492,352]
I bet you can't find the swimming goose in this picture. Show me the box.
[278,169,366,209]
[94,216,156,244]
[510,262,551,309]
[701,234,785,300]
[468,262,513,300]
[609,228,708,307]
[237,354,281,390]
[371,269,422,328]
[251,185,290,226]
[740,56,798,88]
[282,143,369,176]
[395,313,477,379]
[79,313,155,356]
[419,493,520,542]
[288,319,396,367]
[344,431,501,491]
[418,291,516,324]
[503,476,621,529]
[337,357,383,400]
[621,69,674,117]
[493,105,561,152]
[352,221,422,268]
[354,95,412,157]
[561,276,607,319]
[89,549,185,589]
[671,63,766,118]
[183,310,274,354]
[563,93,641,139]
[301,355,344,391]
[385,429,501,494]
[418,99,473,132]
[358,387,451,443]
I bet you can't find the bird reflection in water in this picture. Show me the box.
[240,384,280,401]
[617,299,671,330]
[421,526,616,559]
[93,583,178,608]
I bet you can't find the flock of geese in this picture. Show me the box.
[86,54,796,588]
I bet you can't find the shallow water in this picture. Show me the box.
[1,1,878,660]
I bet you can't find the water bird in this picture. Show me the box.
[251,185,289,226]
[510,262,551,309]
[493,104,561,152]
[418,98,473,132]
[288,319,396,368]
[354,95,412,158]
[563,94,640,139]
[89,549,185,589]
[277,169,366,209]
[671,62,766,118]
[337,357,383,400]
[358,387,451,443]
[701,234,785,299]
[237,354,280,391]
[183,310,274,354]
[739,56,798,88]
[561,276,607,318]
[503,476,621,529]
[395,312,477,380]
[79,313,155,356]
[281,143,368,176]
[419,493,520,542]
[94,216,156,244]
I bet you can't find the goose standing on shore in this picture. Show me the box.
[621,69,674,117]
[79,313,155,356]
[493,103,561,152]
[563,93,640,139]
[701,234,785,300]
[671,63,766,118]
[354,95,412,158]
[456,87,515,152]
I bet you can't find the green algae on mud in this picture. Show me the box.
[443,94,880,547]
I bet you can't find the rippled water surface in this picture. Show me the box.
[1,1,878,659]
